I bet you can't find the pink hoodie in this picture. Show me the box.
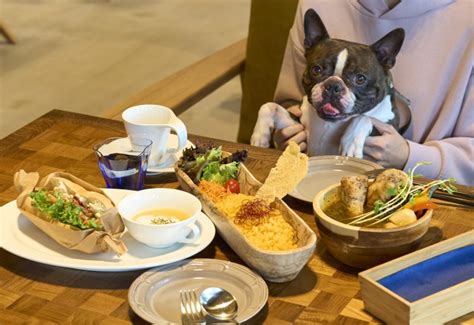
[274,0,473,185]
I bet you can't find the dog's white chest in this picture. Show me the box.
[301,97,352,156]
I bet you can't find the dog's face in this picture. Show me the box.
[302,9,405,120]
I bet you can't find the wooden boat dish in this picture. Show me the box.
[359,230,474,324]
[175,162,317,283]
[313,184,432,269]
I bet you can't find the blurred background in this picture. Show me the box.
[0,0,251,140]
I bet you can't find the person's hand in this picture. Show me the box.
[273,105,307,152]
[363,118,409,169]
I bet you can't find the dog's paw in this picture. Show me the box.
[339,136,364,158]
[250,131,271,148]
[250,102,280,148]
[339,116,372,158]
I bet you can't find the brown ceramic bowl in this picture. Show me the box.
[313,184,432,269]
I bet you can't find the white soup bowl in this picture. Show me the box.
[118,188,202,248]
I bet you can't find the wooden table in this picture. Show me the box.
[0,110,473,324]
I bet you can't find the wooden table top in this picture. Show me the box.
[0,110,473,324]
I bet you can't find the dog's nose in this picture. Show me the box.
[324,80,344,97]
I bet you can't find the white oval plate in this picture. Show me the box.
[0,189,215,272]
[128,258,268,324]
[288,155,382,203]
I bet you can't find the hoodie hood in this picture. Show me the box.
[352,0,455,19]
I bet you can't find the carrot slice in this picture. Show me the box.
[412,201,438,212]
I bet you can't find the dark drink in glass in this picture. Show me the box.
[93,138,152,190]
[97,153,145,190]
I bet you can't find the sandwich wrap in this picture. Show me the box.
[14,170,127,255]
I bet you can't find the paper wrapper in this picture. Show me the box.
[14,170,127,256]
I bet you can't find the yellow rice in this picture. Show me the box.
[215,194,298,251]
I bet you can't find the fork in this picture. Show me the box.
[180,289,205,325]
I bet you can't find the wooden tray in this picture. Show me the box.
[359,230,474,324]
[175,162,317,283]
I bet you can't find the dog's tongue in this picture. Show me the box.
[322,103,340,116]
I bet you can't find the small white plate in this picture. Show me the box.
[0,189,215,272]
[147,134,194,174]
[288,155,382,203]
[128,258,268,324]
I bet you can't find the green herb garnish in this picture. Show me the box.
[347,162,456,227]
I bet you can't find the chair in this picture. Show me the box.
[0,20,16,44]
[103,0,298,144]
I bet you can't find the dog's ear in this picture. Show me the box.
[371,28,405,69]
[304,9,329,50]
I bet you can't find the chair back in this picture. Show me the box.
[237,0,299,143]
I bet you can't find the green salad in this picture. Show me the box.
[30,189,104,231]
[179,143,247,184]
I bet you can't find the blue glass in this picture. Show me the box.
[378,244,474,302]
[93,137,152,190]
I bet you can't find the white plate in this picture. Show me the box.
[0,189,215,272]
[147,134,194,174]
[128,258,268,324]
[288,155,382,203]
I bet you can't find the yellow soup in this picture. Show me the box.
[133,209,189,225]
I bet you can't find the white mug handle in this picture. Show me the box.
[178,223,200,244]
[166,115,187,154]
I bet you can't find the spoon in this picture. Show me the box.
[200,287,238,321]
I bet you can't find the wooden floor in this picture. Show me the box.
[0,0,249,140]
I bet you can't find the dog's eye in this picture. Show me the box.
[355,73,367,85]
[311,65,323,76]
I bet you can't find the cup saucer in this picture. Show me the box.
[146,135,194,174]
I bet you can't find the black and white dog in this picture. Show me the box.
[251,9,410,158]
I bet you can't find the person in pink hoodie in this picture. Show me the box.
[273,0,473,185]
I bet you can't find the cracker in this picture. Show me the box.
[256,141,308,202]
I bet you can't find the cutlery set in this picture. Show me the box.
[180,287,238,324]
[180,289,206,325]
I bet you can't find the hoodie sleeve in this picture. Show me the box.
[273,5,306,106]
[404,70,474,186]
[273,0,474,186]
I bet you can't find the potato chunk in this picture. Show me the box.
[388,208,417,226]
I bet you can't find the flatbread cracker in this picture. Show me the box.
[256,141,308,202]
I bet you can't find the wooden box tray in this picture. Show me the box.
[359,230,474,324]
[175,162,317,283]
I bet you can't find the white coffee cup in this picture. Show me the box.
[122,104,187,167]
[118,188,202,248]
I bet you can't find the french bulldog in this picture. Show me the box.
[250,9,410,158]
